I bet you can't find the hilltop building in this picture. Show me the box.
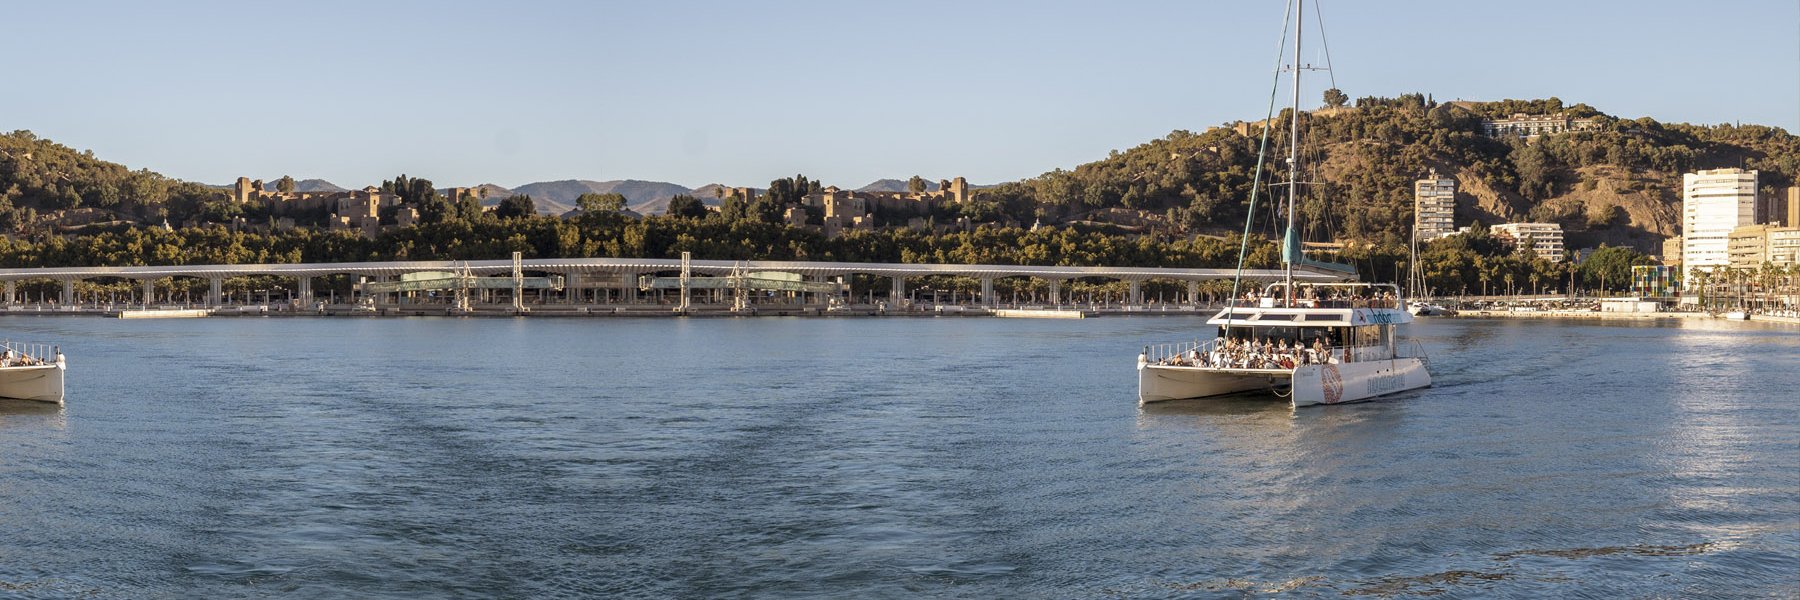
[1491,222,1566,262]
[1413,169,1457,242]
[1681,168,1758,279]
[800,177,975,222]
[1481,113,1601,138]
[232,177,397,214]
[442,187,481,204]
[230,176,412,238]
[782,206,809,227]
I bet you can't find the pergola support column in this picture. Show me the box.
[1128,280,1142,306]
[889,276,906,306]
[1048,279,1063,306]
[1188,281,1201,305]
[142,278,154,306]
[209,277,223,305]
[4,280,15,305]
[980,277,995,307]
[61,279,75,306]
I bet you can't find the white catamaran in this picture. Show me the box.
[1136,0,1431,407]
[0,341,65,403]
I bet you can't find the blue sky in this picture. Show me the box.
[5,0,1796,189]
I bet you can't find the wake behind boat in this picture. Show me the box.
[0,341,65,403]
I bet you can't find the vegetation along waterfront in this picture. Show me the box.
[4,94,1797,304]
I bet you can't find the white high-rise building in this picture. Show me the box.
[1414,169,1456,242]
[1492,222,1566,262]
[1681,168,1758,280]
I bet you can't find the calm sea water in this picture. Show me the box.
[0,315,1795,598]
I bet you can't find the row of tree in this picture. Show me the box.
[0,203,1661,298]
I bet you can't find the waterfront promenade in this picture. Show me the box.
[0,258,1349,316]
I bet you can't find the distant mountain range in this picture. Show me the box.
[289,178,348,193]
[236,177,982,215]
[856,179,940,193]
[206,177,350,193]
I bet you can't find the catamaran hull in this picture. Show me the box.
[1290,358,1429,407]
[1137,365,1286,404]
[0,363,65,403]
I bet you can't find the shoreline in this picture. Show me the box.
[6,305,1797,326]
[0,304,1211,319]
[1448,309,1800,326]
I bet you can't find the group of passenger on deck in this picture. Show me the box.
[1160,336,1343,370]
[0,349,43,368]
[1241,286,1399,309]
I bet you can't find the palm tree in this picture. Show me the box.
[1475,256,1491,298]
[1691,268,1711,310]
[1758,262,1778,313]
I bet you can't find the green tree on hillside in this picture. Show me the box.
[494,194,536,219]
[665,195,709,219]
[576,192,627,213]
[276,175,295,193]
[907,175,927,194]
[1323,88,1348,108]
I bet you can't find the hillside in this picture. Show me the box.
[687,183,755,203]
[626,183,758,215]
[857,178,940,193]
[467,183,514,199]
[508,179,694,209]
[6,95,1796,255]
[285,178,348,193]
[478,194,576,216]
[974,95,1798,253]
[1,130,222,228]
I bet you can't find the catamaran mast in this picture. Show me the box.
[1285,0,1303,308]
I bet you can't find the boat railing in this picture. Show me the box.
[1,341,60,366]
[1142,339,1217,366]
[1221,297,1403,310]
[1397,339,1429,365]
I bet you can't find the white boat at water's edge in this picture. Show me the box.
[0,342,65,404]
[1134,0,1430,407]
[1137,284,1432,407]
[117,308,211,319]
[1408,301,1456,317]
